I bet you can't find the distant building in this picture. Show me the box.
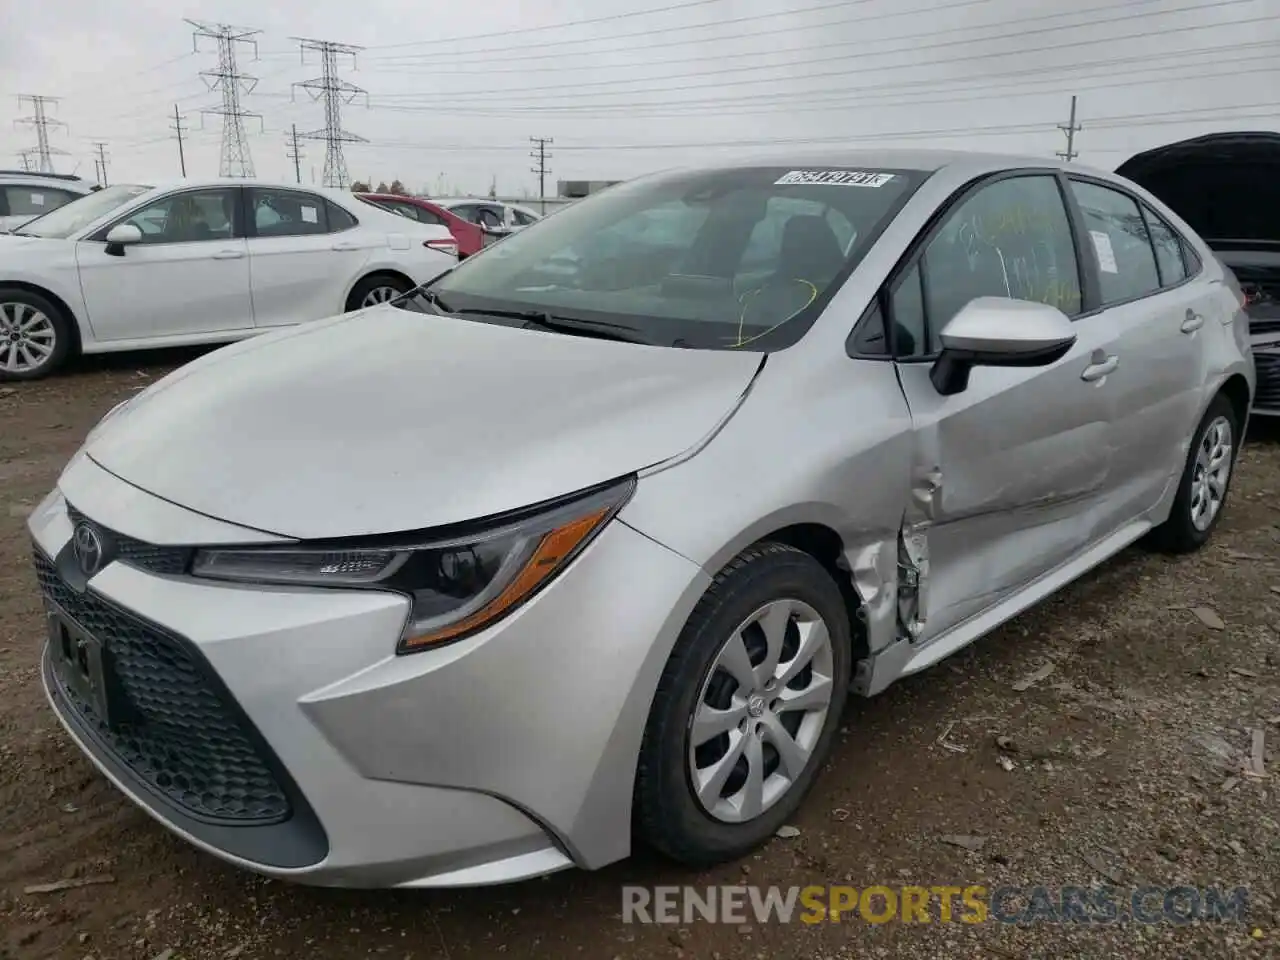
[557,179,622,199]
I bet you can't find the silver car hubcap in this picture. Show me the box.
[0,301,56,374]
[688,598,835,824]
[1190,415,1232,532]
[360,285,401,307]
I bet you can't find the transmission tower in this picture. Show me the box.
[188,19,263,178]
[1056,95,1082,162]
[292,37,368,188]
[530,137,554,214]
[15,95,69,173]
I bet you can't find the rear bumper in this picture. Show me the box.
[1252,338,1280,415]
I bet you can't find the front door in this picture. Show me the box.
[889,173,1120,641]
[75,186,253,342]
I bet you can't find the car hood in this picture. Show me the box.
[83,306,763,539]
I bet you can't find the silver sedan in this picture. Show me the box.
[29,149,1253,888]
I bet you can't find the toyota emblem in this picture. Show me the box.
[72,522,105,577]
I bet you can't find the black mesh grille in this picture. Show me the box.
[1256,353,1280,409]
[65,503,190,576]
[35,550,290,824]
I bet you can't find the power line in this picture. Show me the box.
[170,104,190,176]
[14,95,69,174]
[374,3,1270,103]
[292,37,368,188]
[287,123,305,184]
[530,136,553,213]
[91,141,110,186]
[188,19,263,178]
[1057,96,1083,161]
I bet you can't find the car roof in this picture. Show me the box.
[0,173,93,190]
[130,177,364,198]
[651,147,1105,178]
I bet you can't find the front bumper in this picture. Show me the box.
[30,453,710,887]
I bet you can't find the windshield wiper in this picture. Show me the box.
[451,308,655,345]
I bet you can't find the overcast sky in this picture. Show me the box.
[3,0,1276,197]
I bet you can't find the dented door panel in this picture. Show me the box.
[894,311,1121,642]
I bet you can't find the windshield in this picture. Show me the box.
[17,184,152,239]
[427,165,927,351]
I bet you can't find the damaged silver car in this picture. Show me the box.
[33,149,1253,887]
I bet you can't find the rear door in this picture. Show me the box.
[1064,177,1208,523]
[885,172,1121,641]
[244,187,370,327]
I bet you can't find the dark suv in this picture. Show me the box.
[1118,132,1280,417]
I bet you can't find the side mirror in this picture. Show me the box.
[104,223,143,257]
[930,296,1077,396]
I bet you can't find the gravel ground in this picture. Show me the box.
[1,349,1278,960]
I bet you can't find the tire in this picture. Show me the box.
[0,287,73,382]
[345,274,414,312]
[634,542,852,867]
[1148,393,1240,553]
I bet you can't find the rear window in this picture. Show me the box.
[2,185,80,218]
[429,165,928,351]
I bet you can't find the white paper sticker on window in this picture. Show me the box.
[1089,230,1118,274]
[30,192,45,206]
[300,205,318,224]
[774,170,895,188]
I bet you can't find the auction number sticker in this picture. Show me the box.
[775,170,896,187]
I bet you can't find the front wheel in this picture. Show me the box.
[0,287,73,381]
[1148,393,1240,553]
[633,542,851,867]
[346,274,413,312]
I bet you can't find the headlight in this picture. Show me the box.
[191,478,635,653]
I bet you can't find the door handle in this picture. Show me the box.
[1181,309,1205,333]
[1081,355,1119,382]
[212,249,244,260]
[331,241,360,251]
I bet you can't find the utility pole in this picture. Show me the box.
[530,136,553,215]
[188,19,263,178]
[292,37,368,188]
[91,141,109,187]
[15,95,69,173]
[18,152,32,172]
[170,104,189,177]
[1056,95,1082,162]
[286,123,305,183]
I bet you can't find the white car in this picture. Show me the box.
[0,178,458,380]
[432,198,542,239]
[0,171,94,234]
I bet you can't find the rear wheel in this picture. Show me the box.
[1149,393,1239,553]
[0,287,73,381]
[346,274,413,312]
[633,542,851,867]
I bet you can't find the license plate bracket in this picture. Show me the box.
[47,605,116,727]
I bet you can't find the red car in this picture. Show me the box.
[354,193,485,259]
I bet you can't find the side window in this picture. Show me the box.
[117,188,238,244]
[476,206,505,229]
[1067,180,1160,304]
[910,174,1081,354]
[249,188,329,238]
[511,208,538,226]
[402,203,446,226]
[890,263,926,356]
[1141,203,1187,287]
[449,204,481,224]
[327,201,358,231]
[3,187,78,218]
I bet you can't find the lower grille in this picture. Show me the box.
[35,550,291,824]
[1255,352,1280,410]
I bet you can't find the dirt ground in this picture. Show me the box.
[1,349,1278,960]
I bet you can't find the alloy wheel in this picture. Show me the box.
[1189,415,1233,532]
[0,301,56,375]
[360,285,402,308]
[688,598,835,824]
